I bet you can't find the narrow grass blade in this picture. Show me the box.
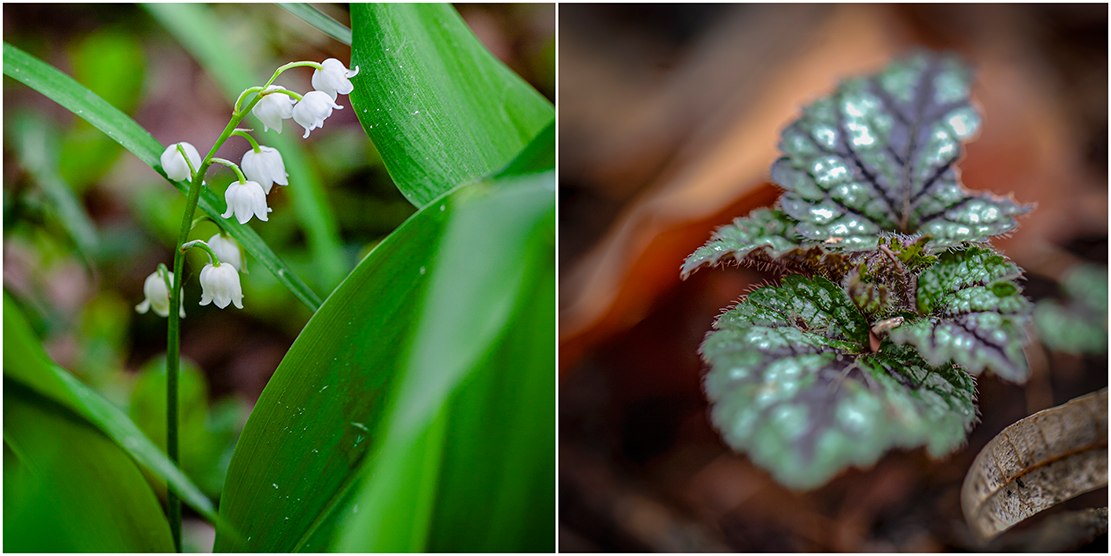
[279,3,352,45]
[7,113,99,259]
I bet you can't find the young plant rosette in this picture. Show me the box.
[682,51,1033,490]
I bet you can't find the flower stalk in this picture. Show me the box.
[164,92,268,552]
[152,57,356,551]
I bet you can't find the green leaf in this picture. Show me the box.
[214,173,554,552]
[349,3,555,207]
[889,245,1032,381]
[3,291,218,523]
[1034,263,1108,354]
[423,268,556,552]
[279,3,353,45]
[701,274,977,490]
[4,381,174,552]
[680,208,805,279]
[142,2,348,294]
[335,173,555,552]
[772,51,1031,248]
[491,119,556,179]
[3,41,322,311]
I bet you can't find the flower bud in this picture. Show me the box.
[241,146,288,194]
[252,86,297,134]
[222,180,271,224]
[160,142,202,182]
[136,269,185,318]
[292,91,343,139]
[311,58,359,100]
[207,233,244,272]
[199,263,243,309]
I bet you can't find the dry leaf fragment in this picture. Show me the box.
[961,388,1108,541]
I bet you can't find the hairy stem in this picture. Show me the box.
[878,244,917,311]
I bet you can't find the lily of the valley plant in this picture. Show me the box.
[683,51,1033,490]
[134,57,357,551]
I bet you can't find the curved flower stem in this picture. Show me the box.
[232,61,320,113]
[232,129,262,153]
[182,239,221,266]
[232,86,264,115]
[163,92,267,552]
[211,157,248,183]
[266,88,304,102]
[266,61,323,88]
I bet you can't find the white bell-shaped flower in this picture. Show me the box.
[222,180,271,224]
[135,269,185,318]
[199,263,243,309]
[160,142,202,182]
[241,146,288,194]
[207,233,244,272]
[292,91,343,139]
[311,58,359,100]
[252,86,297,133]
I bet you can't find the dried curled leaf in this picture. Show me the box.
[702,274,977,490]
[961,388,1108,542]
[889,245,1032,381]
[772,51,1031,248]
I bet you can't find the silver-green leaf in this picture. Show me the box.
[772,51,1031,248]
[702,274,977,490]
[889,245,1032,381]
[680,208,804,279]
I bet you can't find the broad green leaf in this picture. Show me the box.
[890,245,1032,381]
[4,381,174,552]
[772,51,1031,248]
[280,3,353,45]
[1034,263,1108,354]
[214,173,554,552]
[702,274,976,490]
[349,3,555,207]
[681,208,807,279]
[424,264,556,552]
[142,2,348,293]
[3,41,322,311]
[491,119,556,179]
[3,292,218,523]
[336,173,555,552]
